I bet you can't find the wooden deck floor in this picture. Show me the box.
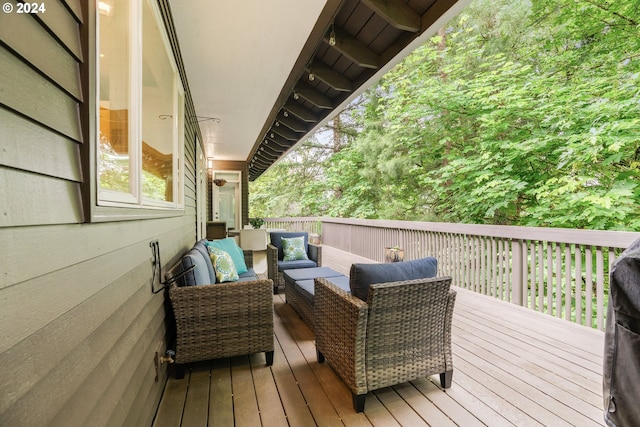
[153,246,606,427]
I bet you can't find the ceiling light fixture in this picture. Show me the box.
[293,92,299,100]
[329,22,336,46]
[283,111,289,117]
[307,60,315,82]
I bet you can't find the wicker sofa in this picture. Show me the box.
[314,259,456,412]
[267,231,322,293]
[165,239,274,379]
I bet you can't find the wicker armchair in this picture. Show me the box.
[314,275,456,412]
[266,231,322,293]
[165,250,274,379]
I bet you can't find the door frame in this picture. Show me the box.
[195,140,207,240]
[211,170,242,231]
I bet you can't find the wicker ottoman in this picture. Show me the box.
[283,267,347,331]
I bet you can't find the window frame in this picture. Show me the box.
[95,0,185,214]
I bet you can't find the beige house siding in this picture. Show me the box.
[0,1,203,425]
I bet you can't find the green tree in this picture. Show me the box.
[251,0,640,230]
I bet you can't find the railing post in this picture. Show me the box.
[511,239,524,306]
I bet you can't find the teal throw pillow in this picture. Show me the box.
[282,236,309,261]
[209,248,239,283]
[206,238,248,274]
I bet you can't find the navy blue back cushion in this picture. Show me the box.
[350,257,438,301]
[270,232,308,260]
[180,248,213,286]
[193,240,216,281]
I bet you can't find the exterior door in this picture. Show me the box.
[212,171,241,231]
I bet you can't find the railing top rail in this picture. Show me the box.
[265,217,640,249]
[264,217,319,222]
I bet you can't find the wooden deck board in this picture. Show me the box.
[153,245,606,427]
[209,358,234,427]
[231,355,262,427]
[249,353,289,427]
[180,363,211,426]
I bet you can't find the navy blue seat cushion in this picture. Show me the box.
[295,275,351,305]
[270,232,309,260]
[193,240,216,281]
[237,268,259,282]
[350,257,438,301]
[282,266,342,282]
[180,248,214,286]
[277,259,317,272]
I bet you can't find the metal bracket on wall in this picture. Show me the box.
[149,240,195,294]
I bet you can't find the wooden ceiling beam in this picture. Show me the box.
[284,100,318,123]
[260,149,284,160]
[256,147,279,159]
[258,141,283,156]
[421,0,458,30]
[277,112,308,133]
[294,82,334,109]
[271,123,300,141]
[325,27,379,69]
[250,159,270,170]
[310,61,352,92]
[249,159,268,169]
[265,132,295,149]
[361,0,421,32]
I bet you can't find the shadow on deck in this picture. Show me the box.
[153,246,605,427]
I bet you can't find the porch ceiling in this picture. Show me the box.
[170,0,470,180]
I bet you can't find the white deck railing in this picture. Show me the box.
[265,217,640,330]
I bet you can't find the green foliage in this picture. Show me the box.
[251,0,640,230]
[249,217,264,228]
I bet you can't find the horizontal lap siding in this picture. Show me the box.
[0,11,82,226]
[0,2,199,426]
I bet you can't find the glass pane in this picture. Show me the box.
[218,185,237,230]
[216,172,240,182]
[142,0,174,202]
[98,0,131,194]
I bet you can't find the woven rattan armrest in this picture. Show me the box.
[168,279,274,365]
[243,250,253,269]
[314,277,369,396]
[266,244,281,293]
[308,243,322,265]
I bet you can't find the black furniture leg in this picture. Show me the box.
[316,350,325,363]
[174,364,185,379]
[266,351,274,366]
[440,370,453,388]
[353,393,366,412]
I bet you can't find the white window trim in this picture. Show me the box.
[96,0,184,211]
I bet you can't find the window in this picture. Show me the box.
[97,0,184,209]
